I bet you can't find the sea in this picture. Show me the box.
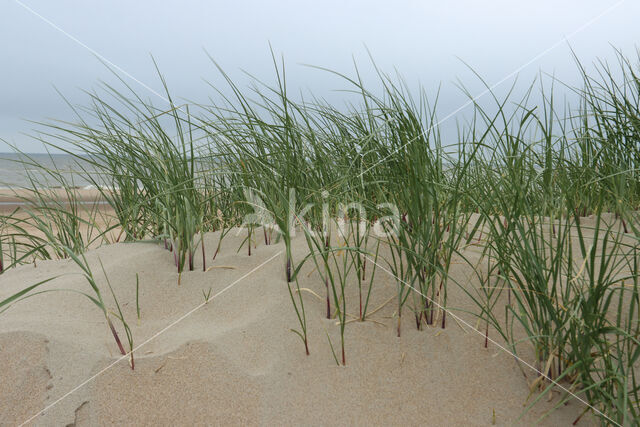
[0,153,99,189]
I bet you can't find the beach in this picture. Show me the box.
[1,43,639,426]
[0,221,597,425]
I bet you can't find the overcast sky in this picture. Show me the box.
[1,0,639,152]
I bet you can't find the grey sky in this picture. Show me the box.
[1,0,638,152]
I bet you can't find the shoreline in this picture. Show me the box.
[0,187,107,209]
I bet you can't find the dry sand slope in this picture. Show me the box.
[0,228,595,426]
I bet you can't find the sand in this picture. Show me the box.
[0,221,604,426]
[0,188,119,251]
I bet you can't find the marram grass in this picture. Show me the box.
[1,48,639,424]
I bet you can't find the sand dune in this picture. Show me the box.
[0,228,596,426]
